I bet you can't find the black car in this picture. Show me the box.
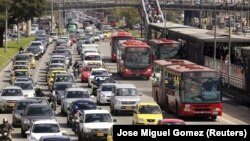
[27,45,43,59]
[67,99,97,127]
[12,99,38,127]
[92,75,115,96]
[21,104,55,137]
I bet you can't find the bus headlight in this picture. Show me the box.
[184,104,191,112]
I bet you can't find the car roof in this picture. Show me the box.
[40,135,71,140]
[100,83,116,86]
[85,52,100,56]
[54,82,73,85]
[3,86,22,90]
[92,68,107,71]
[137,102,159,106]
[27,104,49,107]
[84,109,110,114]
[33,119,58,124]
[67,87,88,91]
[72,99,94,103]
[115,84,136,89]
[14,81,32,84]
[17,99,38,103]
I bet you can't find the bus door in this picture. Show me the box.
[152,64,164,104]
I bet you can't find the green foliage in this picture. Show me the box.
[111,7,140,29]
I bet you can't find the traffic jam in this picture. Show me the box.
[0,12,233,141]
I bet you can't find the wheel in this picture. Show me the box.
[21,128,26,138]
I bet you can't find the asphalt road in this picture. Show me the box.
[0,39,250,141]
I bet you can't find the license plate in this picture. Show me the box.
[96,132,104,136]
[8,103,15,107]
[126,106,132,110]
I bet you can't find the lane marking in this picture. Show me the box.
[218,117,236,125]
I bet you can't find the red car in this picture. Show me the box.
[157,119,185,125]
[81,65,99,82]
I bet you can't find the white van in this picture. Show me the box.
[82,52,102,67]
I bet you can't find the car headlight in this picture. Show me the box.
[14,113,21,119]
[138,118,144,123]
[24,118,30,125]
[84,127,92,133]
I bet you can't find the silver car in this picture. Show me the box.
[97,83,115,104]
[110,84,142,115]
[0,86,24,112]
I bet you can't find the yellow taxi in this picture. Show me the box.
[47,70,67,88]
[47,67,65,78]
[132,102,163,125]
[11,69,31,84]
[22,52,36,69]
[107,126,113,141]
[103,30,112,39]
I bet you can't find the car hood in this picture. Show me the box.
[82,71,90,76]
[100,91,112,96]
[115,96,140,101]
[0,96,24,101]
[137,114,163,120]
[30,132,63,141]
[22,90,35,97]
[85,122,114,129]
[65,98,92,104]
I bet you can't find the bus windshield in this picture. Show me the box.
[156,44,180,59]
[125,48,151,69]
[181,77,221,103]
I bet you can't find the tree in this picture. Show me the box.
[0,0,47,47]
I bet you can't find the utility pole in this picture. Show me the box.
[213,6,217,69]
[51,0,54,32]
[5,9,8,52]
[164,10,167,38]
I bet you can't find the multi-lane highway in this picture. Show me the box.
[0,39,250,141]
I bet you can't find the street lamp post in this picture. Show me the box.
[213,5,217,69]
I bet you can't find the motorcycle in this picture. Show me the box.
[35,87,45,97]
[48,93,57,111]
[0,126,12,141]
[73,68,79,79]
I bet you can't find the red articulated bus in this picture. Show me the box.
[110,31,134,62]
[117,40,152,80]
[152,59,223,120]
[148,38,181,60]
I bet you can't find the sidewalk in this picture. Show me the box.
[223,86,250,107]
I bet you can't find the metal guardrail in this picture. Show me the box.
[204,56,245,89]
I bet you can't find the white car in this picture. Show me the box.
[61,87,94,116]
[97,83,116,104]
[26,120,66,141]
[77,110,116,141]
[88,68,110,88]
[30,41,45,54]
[82,52,102,67]
[14,80,35,98]
[0,86,24,112]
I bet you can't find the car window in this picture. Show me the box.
[101,85,114,91]
[14,83,33,90]
[27,106,53,116]
[16,101,37,110]
[72,101,96,110]
[115,88,138,96]
[66,91,89,98]
[84,113,112,123]
[138,105,161,114]
[32,124,60,133]
[1,89,23,96]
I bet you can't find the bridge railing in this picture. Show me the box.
[204,56,245,89]
[141,0,150,25]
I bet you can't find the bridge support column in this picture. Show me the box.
[147,26,152,41]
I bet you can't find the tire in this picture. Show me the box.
[175,103,180,118]
[21,128,26,138]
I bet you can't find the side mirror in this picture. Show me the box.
[138,92,143,96]
[90,95,94,99]
[113,119,117,122]
[25,131,30,135]
[62,130,66,135]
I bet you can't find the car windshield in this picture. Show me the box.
[14,71,29,77]
[29,98,48,105]
[156,43,181,59]
[85,113,112,123]
[27,106,53,116]
[14,83,33,90]
[16,101,37,110]
[55,84,72,91]
[15,55,30,61]
[84,55,101,60]
[92,71,108,76]
[73,101,96,110]
[13,66,28,70]
[138,105,161,114]
[1,89,23,96]
[51,60,65,64]
[32,124,60,133]
[101,85,114,91]
[115,88,138,96]
[125,48,151,70]
[66,91,89,98]
[55,76,74,83]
